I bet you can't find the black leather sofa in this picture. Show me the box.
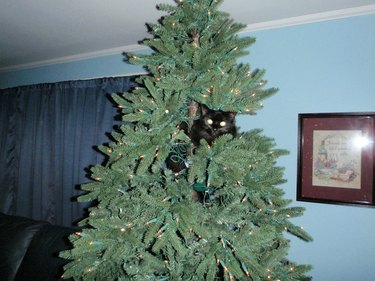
[0,213,75,281]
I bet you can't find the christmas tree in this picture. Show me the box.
[60,0,313,280]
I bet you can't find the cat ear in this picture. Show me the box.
[228,112,237,119]
[200,104,209,116]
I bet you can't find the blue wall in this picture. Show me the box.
[1,13,375,281]
[240,14,375,281]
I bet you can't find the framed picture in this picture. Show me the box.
[297,112,375,207]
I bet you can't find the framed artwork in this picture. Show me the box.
[297,112,375,207]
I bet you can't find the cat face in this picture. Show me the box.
[190,104,237,146]
[199,105,236,139]
[202,111,234,136]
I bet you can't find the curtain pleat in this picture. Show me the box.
[0,77,134,226]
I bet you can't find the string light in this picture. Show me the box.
[230,88,240,95]
[117,188,126,195]
[162,196,171,202]
[219,260,229,273]
[241,262,250,276]
[145,218,158,225]
[267,269,272,280]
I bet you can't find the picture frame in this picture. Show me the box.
[297,112,375,207]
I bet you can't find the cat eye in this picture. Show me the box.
[207,119,213,125]
[220,121,226,127]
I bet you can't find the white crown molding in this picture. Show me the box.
[0,44,148,73]
[1,4,375,73]
[242,4,375,32]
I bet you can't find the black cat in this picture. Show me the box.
[166,104,237,173]
[190,104,237,147]
[189,104,237,203]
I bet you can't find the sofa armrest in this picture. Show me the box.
[0,213,47,281]
[14,223,74,281]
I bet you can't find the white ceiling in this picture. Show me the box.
[1,0,375,71]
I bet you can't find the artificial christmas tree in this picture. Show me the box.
[60,0,313,280]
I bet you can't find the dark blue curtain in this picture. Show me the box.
[0,77,134,226]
